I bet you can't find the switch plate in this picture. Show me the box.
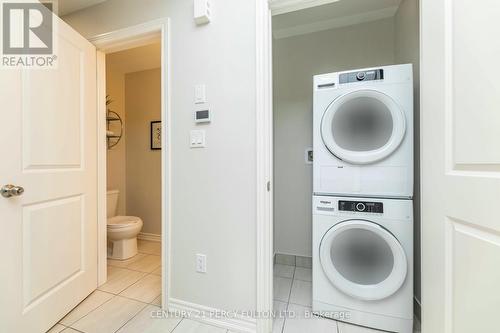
[194,84,206,104]
[196,254,207,273]
[190,130,206,148]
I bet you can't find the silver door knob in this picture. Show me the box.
[1,184,24,198]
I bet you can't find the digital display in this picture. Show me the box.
[196,110,209,120]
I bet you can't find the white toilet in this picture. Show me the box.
[107,190,143,260]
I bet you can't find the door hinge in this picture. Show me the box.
[266,181,271,192]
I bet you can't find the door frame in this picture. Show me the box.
[255,1,273,332]
[88,18,171,310]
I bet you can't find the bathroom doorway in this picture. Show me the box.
[100,40,163,304]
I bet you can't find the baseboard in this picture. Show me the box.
[138,232,161,242]
[168,297,257,333]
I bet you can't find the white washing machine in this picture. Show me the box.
[312,195,413,332]
[313,64,413,199]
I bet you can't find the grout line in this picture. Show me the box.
[170,317,184,332]
[110,301,149,333]
[65,293,116,329]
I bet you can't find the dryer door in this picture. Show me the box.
[321,90,406,164]
[319,220,407,301]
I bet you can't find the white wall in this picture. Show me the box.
[64,0,257,314]
[273,18,396,257]
[165,0,256,312]
[394,0,421,308]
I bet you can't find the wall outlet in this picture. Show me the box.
[196,254,207,273]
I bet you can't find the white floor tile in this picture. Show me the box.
[138,240,162,255]
[172,319,227,332]
[274,277,293,302]
[151,295,162,306]
[71,296,146,333]
[120,274,162,303]
[99,267,147,294]
[289,279,312,307]
[293,267,312,282]
[273,301,288,333]
[283,304,337,333]
[126,254,162,273]
[116,304,181,333]
[46,324,66,333]
[60,290,114,326]
[61,328,81,332]
[274,264,295,279]
[337,321,384,332]
[108,253,148,268]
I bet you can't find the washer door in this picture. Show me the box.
[319,220,407,301]
[321,90,406,164]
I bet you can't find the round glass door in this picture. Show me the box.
[319,220,407,301]
[321,90,406,164]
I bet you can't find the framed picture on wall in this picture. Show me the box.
[150,121,162,150]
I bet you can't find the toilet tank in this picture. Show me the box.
[107,190,120,218]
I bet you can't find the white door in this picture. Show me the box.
[421,1,500,332]
[0,10,98,333]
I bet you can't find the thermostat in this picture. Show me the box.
[195,109,211,123]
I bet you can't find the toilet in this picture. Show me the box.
[107,190,143,260]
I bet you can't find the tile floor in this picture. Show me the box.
[47,243,420,333]
[46,240,237,333]
[273,262,421,333]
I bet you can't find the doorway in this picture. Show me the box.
[264,1,421,332]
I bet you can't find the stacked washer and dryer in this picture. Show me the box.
[312,64,414,332]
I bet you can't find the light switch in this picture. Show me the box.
[190,130,206,148]
[194,84,206,104]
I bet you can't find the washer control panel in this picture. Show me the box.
[339,200,383,214]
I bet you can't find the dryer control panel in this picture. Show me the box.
[339,69,384,84]
[339,200,383,214]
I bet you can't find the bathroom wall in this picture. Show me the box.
[125,68,162,235]
[273,18,396,257]
[395,0,421,309]
[106,63,126,215]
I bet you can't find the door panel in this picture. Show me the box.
[422,0,500,332]
[452,0,500,164]
[0,11,97,333]
[23,37,84,169]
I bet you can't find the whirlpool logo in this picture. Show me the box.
[1,1,57,68]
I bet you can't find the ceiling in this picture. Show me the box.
[57,0,108,16]
[273,0,402,39]
[106,42,161,75]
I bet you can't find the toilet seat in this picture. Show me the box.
[107,216,142,229]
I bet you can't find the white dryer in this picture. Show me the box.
[313,64,413,198]
[312,195,413,332]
